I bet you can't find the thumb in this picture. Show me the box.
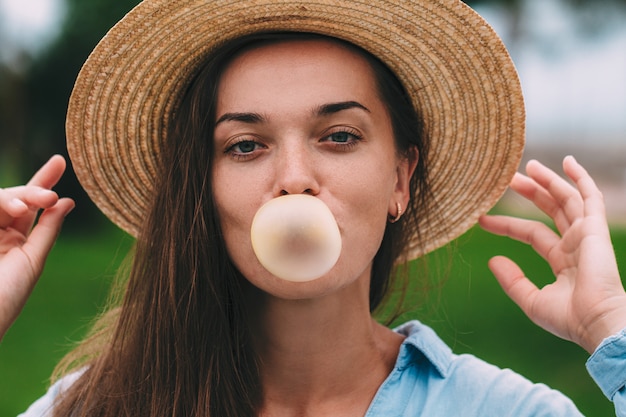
[488,256,539,317]
[21,198,75,278]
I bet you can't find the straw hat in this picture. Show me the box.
[66,0,525,260]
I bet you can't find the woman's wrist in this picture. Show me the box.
[580,300,626,354]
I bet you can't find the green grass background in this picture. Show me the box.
[1,220,624,416]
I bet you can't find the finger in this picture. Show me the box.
[525,159,584,226]
[20,198,75,277]
[26,154,67,189]
[0,187,59,210]
[488,256,540,317]
[0,191,29,217]
[509,173,571,232]
[563,156,607,220]
[0,187,59,230]
[0,189,32,230]
[0,154,66,230]
[479,215,561,264]
[0,197,74,339]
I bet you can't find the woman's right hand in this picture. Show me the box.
[0,155,74,341]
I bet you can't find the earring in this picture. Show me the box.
[389,202,403,223]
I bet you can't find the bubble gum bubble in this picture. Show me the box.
[250,195,342,282]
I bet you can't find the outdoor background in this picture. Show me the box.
[0,0,625,415]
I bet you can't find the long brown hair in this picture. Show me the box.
[52,32,429,417]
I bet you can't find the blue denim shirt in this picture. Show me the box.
[20,321,626,416]
[367,321,581,416]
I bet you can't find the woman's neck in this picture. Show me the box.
[250,274,404,417]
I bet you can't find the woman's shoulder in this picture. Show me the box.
[18,370,84,417]
[365,320,583,417]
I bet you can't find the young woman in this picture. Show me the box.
[1,0,625,416]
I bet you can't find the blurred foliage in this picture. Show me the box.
[468,0,626,38]
[1,0,141,232]
[0,0,625,414]
[24,0,142,231]
[3,223,624,415]
[1,0,625,232]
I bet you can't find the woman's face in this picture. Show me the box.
[212,39,414,299]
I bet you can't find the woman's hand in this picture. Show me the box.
[0,155,74,341]
[479,156,626,354]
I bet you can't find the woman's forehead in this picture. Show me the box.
[216,38,381,108]
[223,37,374,76]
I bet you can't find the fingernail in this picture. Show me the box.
[65,201,76,216]
[10,198,28,210]
[37,189,56,198]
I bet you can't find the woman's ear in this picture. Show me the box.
[389,146,418,220]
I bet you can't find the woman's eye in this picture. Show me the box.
[330,132,352,143]
[227,140,261,154]
[326,130,361,144]
[225,139,265,160]
[233,141,258,153]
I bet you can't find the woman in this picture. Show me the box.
[2,0,626,416]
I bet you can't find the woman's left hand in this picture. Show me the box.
[479,156,626,354]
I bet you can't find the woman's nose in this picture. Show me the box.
[272,144,320,196]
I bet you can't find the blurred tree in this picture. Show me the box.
[0,61,27,188]
[467,0,626,40]
[21,0,141,232]
[3,0,624,232]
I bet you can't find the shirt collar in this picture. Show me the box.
[394,320,453,378]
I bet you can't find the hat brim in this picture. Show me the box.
[66,0,525,259]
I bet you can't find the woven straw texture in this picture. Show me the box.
[66,0,525,260]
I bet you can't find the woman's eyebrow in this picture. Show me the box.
[315,101,370,116]
[215,112,265,125]
[215,101,369,125]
